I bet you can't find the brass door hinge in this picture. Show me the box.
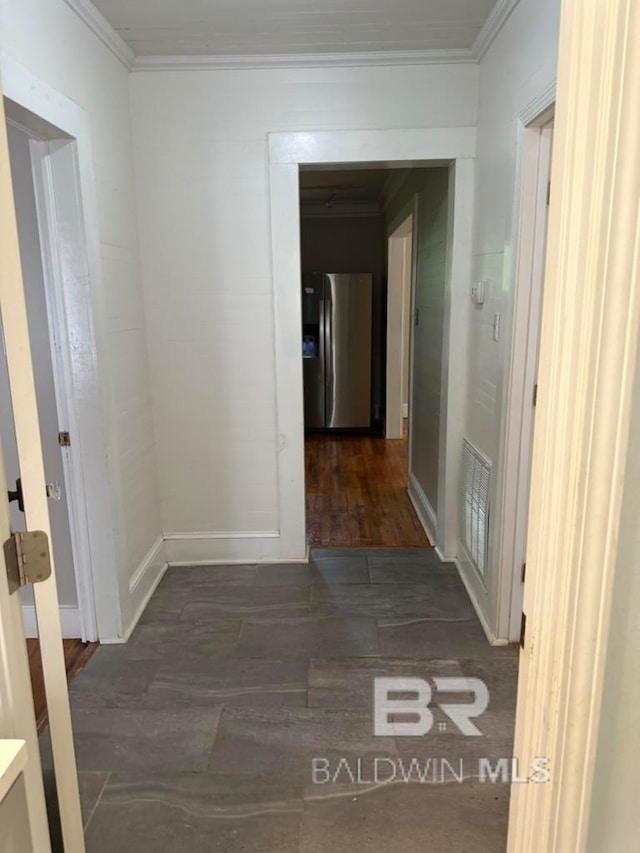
[4,531,52,594]
[58,431,71,447]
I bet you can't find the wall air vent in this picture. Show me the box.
[461,439,491,577]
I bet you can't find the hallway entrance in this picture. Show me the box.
[305,431,428,548]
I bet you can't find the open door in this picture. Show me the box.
[0,73,84,851]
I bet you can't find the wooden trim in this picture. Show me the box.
[268,128,476,562]
[132,49,476,73]
[494,107,554,643]
[508,0,640,848]
[0,741,27,805]
[1,56,122,644]
[472,0,522,60]
[0,73,84,851]
[63,0,134,69]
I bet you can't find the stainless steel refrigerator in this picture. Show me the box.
[302,272,372,429]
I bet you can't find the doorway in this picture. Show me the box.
[297,160,467,551]
[1,122,80,639]
[385,213,413,440]
[267,129,475,559]
[0,82,114,645]
[494,108,555,642]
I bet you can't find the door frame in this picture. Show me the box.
[268,128,475,559]
[5,119,89,640]
[0,70,84,852]
[1,55,119,642]
[508,0,640,847]
[385,213,413,439]
[494,93,555,643]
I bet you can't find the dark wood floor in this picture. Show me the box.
[27,638,98,731]
[305,430,430,548]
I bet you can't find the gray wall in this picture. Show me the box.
[384,168,449,512]
[300,214,385,423]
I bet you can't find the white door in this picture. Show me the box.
[1,123,79,636]
[0,77,84,851]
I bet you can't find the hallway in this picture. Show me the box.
[305,433,429,547]
[59,548,517,851]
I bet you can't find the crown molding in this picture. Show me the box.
[63,0,135,69]
[63,0,515,73]
[518,80,556,126]
[472,0,521,60]
[131,48,476,73]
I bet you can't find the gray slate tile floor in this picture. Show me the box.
[49,548,518,852]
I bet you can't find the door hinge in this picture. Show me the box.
[520,612,527,648]
[521,561,526,583]
[414,307,420,327]
[532,384,538,407]
[3,531,52,595]
[58,431,71,447]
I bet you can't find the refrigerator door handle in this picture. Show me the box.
[324,287,334,427]
[319,298,326,426]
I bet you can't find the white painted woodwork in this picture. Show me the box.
[267,129,475,561]
[508,0,640,847]
[458,0,561,640]
[495,112,554,643]
[385,214,412,440]
[2,124,78,613]
[0,449,49,851]
[90,0,497,57]
[1,0,163,639]
[0,76,83,850]
[0,741,33,852]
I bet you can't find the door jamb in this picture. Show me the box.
[1,55,120,642]
[494,91,556,643]
[30,133,98,641]
[508,0,640,845]
[385,213,413,440]
[268,128,476,559]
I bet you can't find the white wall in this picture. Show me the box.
[130,64,478,549]
[462,0,561,594]
[1,0,162,637]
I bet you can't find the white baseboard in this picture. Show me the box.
[102,535,167,644]
[163,531,307,565]
[21,605,82,639]
[453,549,510,647]
[408,472,437,546]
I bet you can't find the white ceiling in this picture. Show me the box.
[90,0,498,58]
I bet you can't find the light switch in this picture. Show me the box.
[471,280,487,304]
[492,313,501,341]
